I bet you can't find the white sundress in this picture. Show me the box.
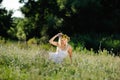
[49,46,69,63]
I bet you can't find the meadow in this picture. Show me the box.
[0,42,120,80]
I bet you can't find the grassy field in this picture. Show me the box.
[0,42,120,80]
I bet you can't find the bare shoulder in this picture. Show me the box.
[68,44,72,51]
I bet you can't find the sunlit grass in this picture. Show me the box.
[0,42,120,80]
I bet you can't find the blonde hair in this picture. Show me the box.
[61,34,70,41]
[58,34,70,46]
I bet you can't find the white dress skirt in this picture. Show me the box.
[49,47,68,63]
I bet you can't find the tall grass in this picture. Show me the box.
[0,42,120,80]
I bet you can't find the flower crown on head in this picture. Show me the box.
[61,34,70,41]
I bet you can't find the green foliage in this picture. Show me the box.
[0,3,13,37]
[101,37,120,54]
[27,36,49,45]
[27,37,38,45]
[102,37,120,48]
[8,17,37,40]
[1,0,120,39]
[16,27,26,41]
[0,36,6,44]
[71,33,120,55]
[0,66,28,80]
[0,43,120,80]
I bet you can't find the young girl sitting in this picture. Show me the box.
[49,33,72,63]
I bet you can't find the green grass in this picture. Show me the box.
[0,42,120,80]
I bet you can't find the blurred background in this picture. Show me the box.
[0,0,120,55]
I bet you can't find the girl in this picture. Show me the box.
[49,33,72,63]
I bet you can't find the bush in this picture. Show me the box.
[71,33,120,55]
[27,37,37,45]
[102,38,120,55]
[0,36,6,44]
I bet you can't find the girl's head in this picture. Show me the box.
[59,34,70,46]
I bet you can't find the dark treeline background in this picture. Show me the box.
[0,0,120,55]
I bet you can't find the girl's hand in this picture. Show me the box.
[57,33,63,37]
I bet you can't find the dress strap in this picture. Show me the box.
[56,47,59,52]
[56,44,70,52]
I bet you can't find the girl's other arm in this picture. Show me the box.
[68,46,72,63]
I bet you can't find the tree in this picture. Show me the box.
[0,0,13,38]
[19,0,63,38]
[19,0,120,38]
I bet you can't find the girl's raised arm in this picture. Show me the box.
[49,33,62,46]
